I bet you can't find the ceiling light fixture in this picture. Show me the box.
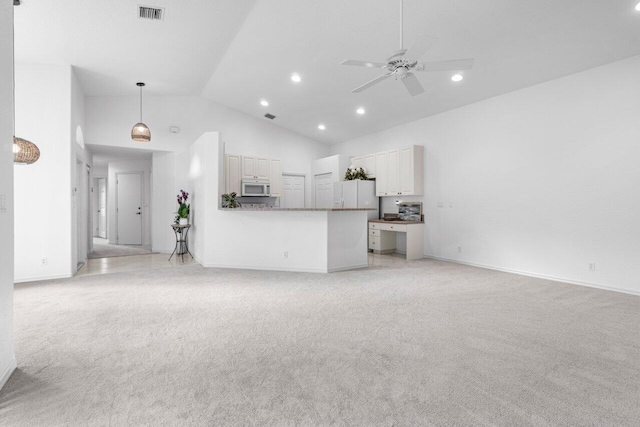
[318,124,326,130]
[131,82,150,142]
[636,1,640,11]
[451,74,463,82]
[291,73,301,83]
[356,107,366,115]
[12,3,40,165]
[260,99,269,107]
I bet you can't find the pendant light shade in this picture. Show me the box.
[13,136,40,165]
[131,82,150,142]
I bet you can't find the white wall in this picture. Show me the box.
[14,64,73,282]
[86,96,328,209]
[107,159,152,246]
[330,55,640,295]
[0,0,16,390]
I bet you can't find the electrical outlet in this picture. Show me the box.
[437,202,443,208]
[449,202,453,208]
[457,246,462,253]
[41,258,48,266]
[588,263,596,271]
[284,251,288,259]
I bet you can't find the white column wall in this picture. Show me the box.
[14,64,73,282]
[0,0,16,390]
[330,55,640,295]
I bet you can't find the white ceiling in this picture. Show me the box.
[14,0,640,144]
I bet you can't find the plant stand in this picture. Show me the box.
[169,224,192,261]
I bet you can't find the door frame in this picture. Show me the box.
[115,171,144,245]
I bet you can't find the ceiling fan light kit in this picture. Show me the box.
[131,82,151,142]
[341,0,475,96]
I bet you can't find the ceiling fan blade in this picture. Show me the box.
[402,35,439,61]
[401,73,425,96]
[352,73,393,93]
[341,59,387,69]
[417,58,475,72]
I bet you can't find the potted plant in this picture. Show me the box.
[344,165,367,180]
[175,190,190,224]
[221,192,241,208]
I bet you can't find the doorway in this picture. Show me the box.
[282,174,305,208]
[314,173,333,208]
[95,178,107,238]
[116,172,143,245]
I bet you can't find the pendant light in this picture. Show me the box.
[131,82,150,142]
[12,1,40,165]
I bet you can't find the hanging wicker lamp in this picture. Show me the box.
[131,82,151,142]
[13,136,40,165]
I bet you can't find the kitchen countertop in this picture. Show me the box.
[369,219,424,224]
[220,207,377,211]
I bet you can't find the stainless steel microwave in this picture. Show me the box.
[241,179,271,197]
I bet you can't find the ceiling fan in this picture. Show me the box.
[341,0,475,96]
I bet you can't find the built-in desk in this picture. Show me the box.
[368,220,424,260]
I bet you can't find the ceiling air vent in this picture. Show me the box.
[264,113,276,120]
[138,5,164,21]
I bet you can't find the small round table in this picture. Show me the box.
[169,224,193,261]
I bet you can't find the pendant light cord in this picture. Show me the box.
[139,85,143,122]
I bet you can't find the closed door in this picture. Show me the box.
[116,173,142,245]
[98,178,107,238]
[282,175,305,208]
[314,173,333,208]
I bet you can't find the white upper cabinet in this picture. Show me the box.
[350,154,376,178]
[375,151,388,196]
[241,156,269,179]
[225,154,242,194]
[374,145,423,196]
[269,158,283,197]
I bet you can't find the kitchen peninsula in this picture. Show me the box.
[216,207,375,273]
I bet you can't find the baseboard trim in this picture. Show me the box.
[328,263,369,273]
[0,358,17,391]
[426,255,640,297]
[14,273,72,284]
[201,263,328,274]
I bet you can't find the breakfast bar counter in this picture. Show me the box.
[208,208,376,273]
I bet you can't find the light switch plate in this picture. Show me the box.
[0,194,7,213]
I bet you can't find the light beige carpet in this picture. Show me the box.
[1,260,639,426]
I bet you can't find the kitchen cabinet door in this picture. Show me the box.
[351,156,363,169]
[269,158,282,197]
[387,149,400,195]
[399,146,414,194]
[256,157,269,179]
[363,153,376,178]
[226,154,241,194]
[375,151,388,196]
[241,156,256,179]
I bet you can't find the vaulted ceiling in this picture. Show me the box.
[14,0,640,144]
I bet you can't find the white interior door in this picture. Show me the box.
[98,178,107,238]
[116,173,142,245]
[314,173,332,208]
[282,175,305,208]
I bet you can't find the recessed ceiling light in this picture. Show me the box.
[635,1,640,11]
[318,124,326,130]
[451,74,463,82]
[356,107,365,115]
[291,73,301,83]
[260,99,269,107]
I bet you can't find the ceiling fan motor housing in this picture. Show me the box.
[386,50,418,73]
